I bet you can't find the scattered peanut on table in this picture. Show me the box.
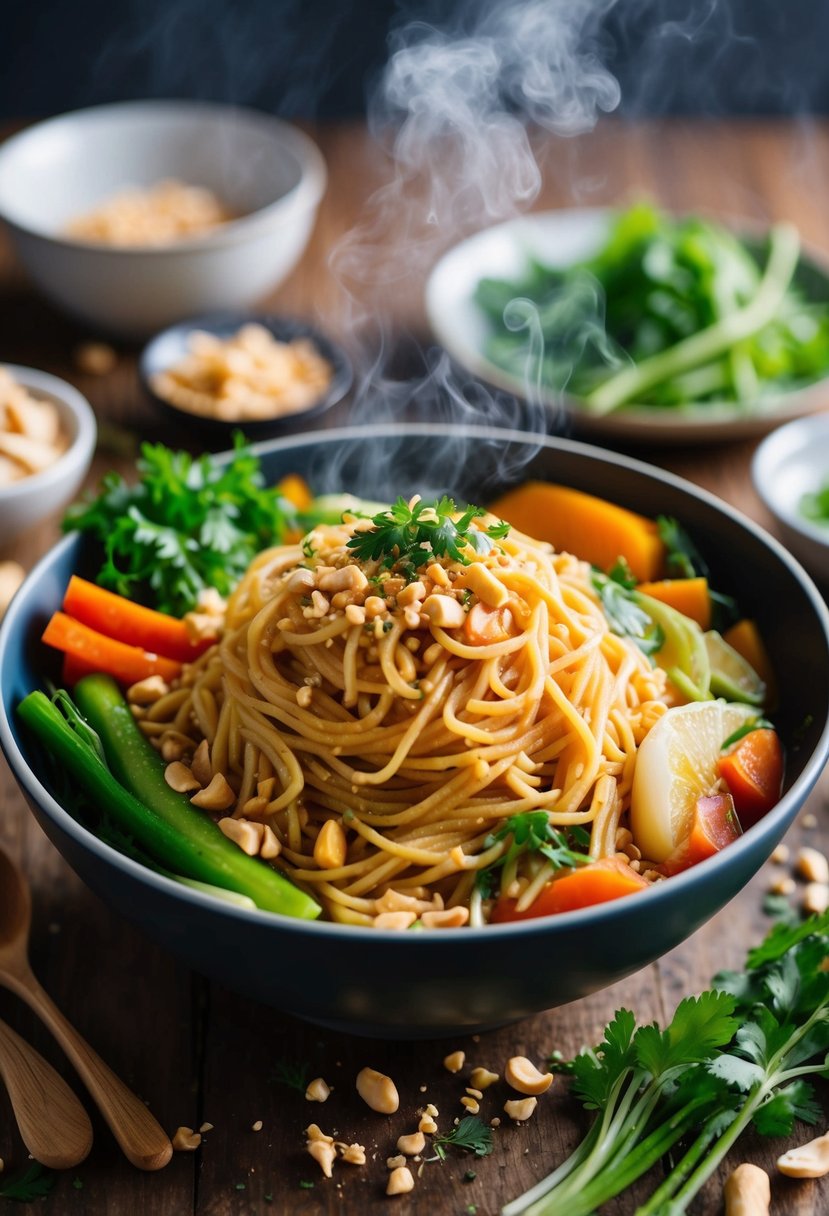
[723,1163,770,1216]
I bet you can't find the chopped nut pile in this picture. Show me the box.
[150,323,334,423]
[0,369,67,486]
[65,179,233,245]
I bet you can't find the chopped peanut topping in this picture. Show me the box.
[421,594,465,629]
[191,772,235,810]
[127,675,170,704]
[165,761,201,793]
[314,819,347,870]
[338,1142,366,1165]
[305,1123,333,1142]
[218,817,262,856]
[191,739,212,787]
[443,1050,465,1073]
[374,911,417,930]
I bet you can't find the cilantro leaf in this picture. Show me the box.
[634,991,739,1077]
[475,812,591,898]
[592,569,664,656]
[347,497,509,570]
[752,1079,823,1136]
[433,1116,493,1160]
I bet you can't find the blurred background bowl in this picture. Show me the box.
[0,364,96,544]
[0,100,327,339]
[139,312,353,445]
[752,414,829,586]
[1,424,828,1037]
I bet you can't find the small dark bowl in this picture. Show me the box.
[139,312,353,444]
[2,424,829,1039]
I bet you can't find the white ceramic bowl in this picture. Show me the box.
[0,101,327,338]
[0,365,96,544]
[752,415,829,586]
[426,208,829,444]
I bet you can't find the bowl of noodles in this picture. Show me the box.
[1,424,828,1038]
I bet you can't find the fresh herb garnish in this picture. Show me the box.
[433,1116,494,1162]
[476,812,591,899]
[347,497,509,570]
[269,1057,310,1093]
[657,515,739,632]
[0,1163,56,1202]
[503,911,829,1216]
[592,568,665,657]
[63,435,295,617]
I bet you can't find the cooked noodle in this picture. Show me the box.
[141,508,672,926]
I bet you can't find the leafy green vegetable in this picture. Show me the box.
[433,1116,494,1162]
[0,1163,56,1202]
[475,203,829,415]
[502,911,829,1216]
[592,566,665,657]
[478,813,591,900]
[347,496,510,572]
[800,480,829,526]
[63,435,295,616]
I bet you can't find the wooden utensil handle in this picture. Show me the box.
[0,1018,94,1169]
[7,968,172,1171]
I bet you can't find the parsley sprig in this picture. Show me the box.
[503,910,829,1216]
[63,436,295,617]
[347,497,510,571]
[432,1115,494,1162]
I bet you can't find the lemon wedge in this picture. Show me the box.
[704,630,766,706]
[630,700,759,863]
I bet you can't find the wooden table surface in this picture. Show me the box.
[0,117,828,1215]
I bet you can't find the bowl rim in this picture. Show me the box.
[752,413,829,547]
[3,421,829,939]
[0,99,328,256]
[0,363,97,503]
[137,310,354,431]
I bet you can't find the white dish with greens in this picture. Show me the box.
[425,205,829,443]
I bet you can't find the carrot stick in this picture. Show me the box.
[62,576,213,662]
[42,612,182,686]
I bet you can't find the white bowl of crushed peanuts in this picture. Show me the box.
[0,101,327,338]
[0,365,97,543]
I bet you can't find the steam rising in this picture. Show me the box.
[327,0,621,494]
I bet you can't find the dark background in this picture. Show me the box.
[2,0,828,121]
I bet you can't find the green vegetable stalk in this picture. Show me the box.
[18,680,320,921]
[502,912,829,1216]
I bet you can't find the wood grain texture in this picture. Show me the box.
[0,117,827,1213]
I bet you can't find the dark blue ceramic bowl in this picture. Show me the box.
[2,424,829,1039]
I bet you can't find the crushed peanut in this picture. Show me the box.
[796,847,829,885]
[0,369,67,486]
[191,773,235,810]
[505,1056,554,1096]
[172,1126,201,1151]
[469,1067,499,1090]
[504,1097,538,1122]
[307,1138,336,1177]
[305,1077,331,1103]
[386,1165,414,1195]
[356,1067,399,1114]
[443,1050,465,1074]
[396,1131,426,1156]
[164,761,201,793]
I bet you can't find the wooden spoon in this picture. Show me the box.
[0,1016,93,1168]
[0,849,172,1171]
